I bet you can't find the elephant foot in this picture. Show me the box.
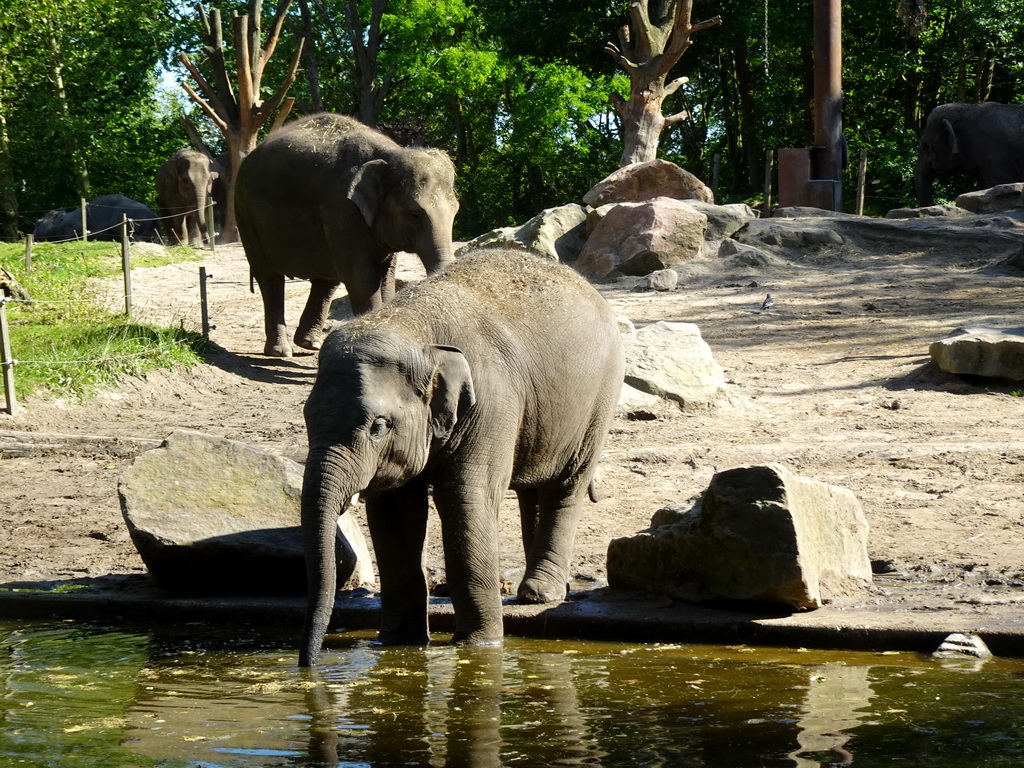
[294,329,325,352]
[517,577,569,605]
[450,631,503,646]
[264,339,293,357]
[376,628,430,646]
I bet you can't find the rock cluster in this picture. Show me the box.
[607,464,872,610]
[118,429,373,594]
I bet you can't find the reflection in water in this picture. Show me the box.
[789,664,874,767]
[4,623,1024,767]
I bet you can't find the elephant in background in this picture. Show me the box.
[156,148,221,246]
[299,248,625,667]
[234,113,459,358]
[915,102,1024,206]
[32,194,160,242]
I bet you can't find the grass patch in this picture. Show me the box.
[0,240,207,401]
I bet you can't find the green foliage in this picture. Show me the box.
[0,0,183,234]
[0,240,205,401]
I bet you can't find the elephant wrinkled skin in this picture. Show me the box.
[915,102,1024,206]
[234,113,460,358]
[299,248,625,667]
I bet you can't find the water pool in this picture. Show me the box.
[2,620,1023,766]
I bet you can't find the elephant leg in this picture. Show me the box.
[517,489,539,560]
[434,482,505,645]
[517,485,585,605]
[253,271,292,357]
[294,278,340,351]
[366,481,431,645]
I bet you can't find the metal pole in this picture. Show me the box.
[80,197,88,241]
[813,0,843,187]
[24,234,32,272]
[0,297,18,415]
[121,214,132,317]
[199,266,212,340]
[856,148,868,215]
[711,152,721,204]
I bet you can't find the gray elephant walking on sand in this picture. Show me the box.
[299,248,625,667]
[234,113,460,358]
[156,149,220,247]
[915,102,1024,206]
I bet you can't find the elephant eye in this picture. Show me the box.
[369,416,393,442]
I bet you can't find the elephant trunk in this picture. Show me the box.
[419,228,455,275]
[914,154,936,207]
[299,447,360,667]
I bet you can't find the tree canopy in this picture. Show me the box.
[3,0,1024,241]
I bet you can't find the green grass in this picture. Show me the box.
[0,240,207,401]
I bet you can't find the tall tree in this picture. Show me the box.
[178,0,303,241]
[605,0,721,166]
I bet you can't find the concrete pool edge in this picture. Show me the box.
[2,576,1023,657]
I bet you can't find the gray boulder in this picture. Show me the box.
[885,204,968,219]
[577,198,708,278]
[583,159,714,207]
[717,238,776,267]
[118,429,373,594]
[458,204,588,262]
[930,326,1024,381]
[607,464,872,609]
[955,183,1024,214]
[645,269,679,292]
[679,200,759,241]
[623,321,725,409]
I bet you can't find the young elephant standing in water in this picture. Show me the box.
[300,248,625,667]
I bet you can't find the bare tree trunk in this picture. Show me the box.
[734,40,761,192]
[299,0,324,112]
[179,0,302,242]
[343,0,393,127]
[47,33,89,198]
[605,0,721,167]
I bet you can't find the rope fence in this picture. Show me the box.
[0,218,217,415]
[2,197,216,253]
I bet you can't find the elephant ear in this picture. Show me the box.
[426,345,476,442]
[943,118,960,156]
[347,158,390,227]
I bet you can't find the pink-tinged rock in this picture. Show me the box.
[577,198,707,278]
[583,159,714,207]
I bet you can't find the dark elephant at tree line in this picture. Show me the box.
[234,113,459,358]
[299,248,625,667]
[915,101,1024,206]
[32,195,160,242]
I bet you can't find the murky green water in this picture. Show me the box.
[2,620,1024,767]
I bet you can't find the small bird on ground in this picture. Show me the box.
[760,293,775,311]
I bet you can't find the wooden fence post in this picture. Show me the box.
[24,234,32,272]
[206,198,216,254]
[121,214,132,317]
[763,149,774,216]
[199,267,212,340]
[856,148,868,216]
[712,152,721,204]
[80,197,88,241]
[0,297,17,415]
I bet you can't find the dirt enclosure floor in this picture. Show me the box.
[3,213,1024,645]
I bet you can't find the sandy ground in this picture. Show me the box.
[3,233,1024,626]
